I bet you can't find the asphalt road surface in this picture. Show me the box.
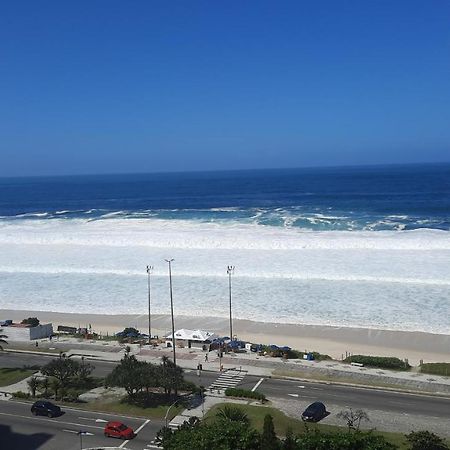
[0,399,163,450]
[2,352,450,423]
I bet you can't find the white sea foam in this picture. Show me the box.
[0,218,449,333]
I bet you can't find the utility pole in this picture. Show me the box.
[227,265,235,340]
[165,258,176,367]
[146,265,153,345]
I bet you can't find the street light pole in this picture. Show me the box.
[146,265,153,345]
[165,258,176,367]
[227,265,235,340]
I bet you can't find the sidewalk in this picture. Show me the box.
[5,337,450,395]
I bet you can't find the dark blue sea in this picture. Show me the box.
[1,163,449,231]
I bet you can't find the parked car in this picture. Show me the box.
[301,401,328,422]
[104,421,135,440]
[31,401,61,418]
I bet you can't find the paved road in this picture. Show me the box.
[3,352,450,421]
[0,399,163,450]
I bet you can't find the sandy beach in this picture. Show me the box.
[1,309,449,365]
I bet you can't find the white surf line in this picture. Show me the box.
[251,378,265,392]
[119,419,150,449]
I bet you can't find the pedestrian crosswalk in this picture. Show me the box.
[209,368,247,391]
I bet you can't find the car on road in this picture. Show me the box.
[31,401,62,418]
[301,401,328,422]
[104,421,135,440]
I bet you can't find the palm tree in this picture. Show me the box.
[27,376,40,398]
[40,377,50,397]
[216,405,250,424]
[0,329,7,351]
[49,378,62,400]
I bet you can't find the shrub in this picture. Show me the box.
[286,349,332,361]
[225,387,266,402]
[21,317,40,327]
[13,391,30,399]
[420,363,450,377]
[406,430,449,450]
[343,355,411,370]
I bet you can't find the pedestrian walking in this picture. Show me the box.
[204,353,208,362]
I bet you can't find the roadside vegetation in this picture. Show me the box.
[343,355,411,371]
[420,363,450,377]
[158,403,449,449]
[0,367,36,387]
[225,387,266,402]
[157,404,401,449]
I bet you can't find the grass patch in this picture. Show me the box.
[0,368,36,387]
[205,403,420,449]
[420,363,450,377]
[80,398,185,419]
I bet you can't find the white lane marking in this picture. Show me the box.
[288,393,299,398]
[298,385,305,389]
[63,430,94,436]
[95,418,108,423]
[0,411,104,429]
[251,378,264,392]
[119,418,150,449]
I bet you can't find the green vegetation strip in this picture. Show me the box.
[67,399,184,420]
[225,387,266,402]
[0,368,36,387]
[420,363,450,377]
[205,403,441,449]
[344,355,411,371]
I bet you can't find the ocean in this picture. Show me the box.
[1,164,449,334]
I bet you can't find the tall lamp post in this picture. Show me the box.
[227,265,235,340]
[165,258,176,367]
[146,265,153,345]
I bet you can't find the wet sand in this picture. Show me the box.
[1,309,449,365]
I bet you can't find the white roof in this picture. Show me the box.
[165,328,218,342]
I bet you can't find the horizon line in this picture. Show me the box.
[1,160,450,180]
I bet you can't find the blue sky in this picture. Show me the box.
[1,1,449,176]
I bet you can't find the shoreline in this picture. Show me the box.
[1,309,449,365]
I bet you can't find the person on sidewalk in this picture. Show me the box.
[204,353,208,362]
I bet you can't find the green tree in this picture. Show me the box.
[261,414,280,450]
[21,317,40,327]
[0,329,7,350]
[158,356,183,396]
[406,431,449,450]
[39,377,50,397]
[49,378,62,400]
[157,419,260,450]
[27,376,40,398]
[41,357,80,387]
[75,358,94,381]
[106,353,147,397]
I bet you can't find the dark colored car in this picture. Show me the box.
[31,401,61,418]
[301,401,328,422]
[104,421,135,440]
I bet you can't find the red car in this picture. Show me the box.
[104,421,135,440]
